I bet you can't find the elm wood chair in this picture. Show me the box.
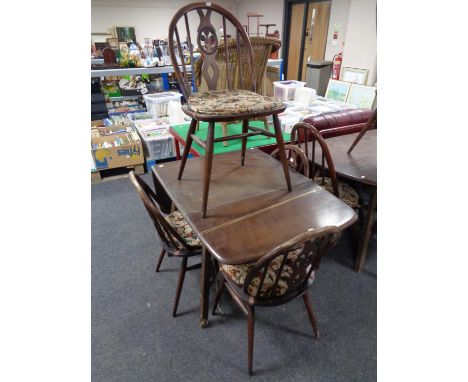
[129,171,202,317]
[270,144,309,177]
[212,226,341,375]
[290,122,360,209]
[194,36,281,146]
[168,2,292,218]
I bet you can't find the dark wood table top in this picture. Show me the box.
[308,129,377,186]
[153,149,357,264]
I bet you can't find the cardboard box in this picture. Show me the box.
[91,123,144,170]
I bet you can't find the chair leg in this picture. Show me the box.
[222,123,228,147]
[212,276,226,315]
[302,292,319,339]
[247,304,255,375]
[263,117,270,135]
[178,118,197,180]
[355,187,377,272]
[272,114,292,192]
[241,119,249,166]
[155,249,166,272]
[202,122,215,218]
[172,257,188,317]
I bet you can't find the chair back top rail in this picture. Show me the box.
[168,2,255,100]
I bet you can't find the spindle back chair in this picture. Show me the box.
[129,171,202,317]
[214,226,341,374]
[270,144,309,177]
[290,122,340,196]
[168,2,291,218]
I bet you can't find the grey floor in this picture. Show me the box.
[92,173,376,382]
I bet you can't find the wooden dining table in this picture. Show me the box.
[152,148,358,327]
[307,129,377,272]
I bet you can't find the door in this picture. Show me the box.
[286,3,306,81]
[285,0,331,81]
[301,1,331,80]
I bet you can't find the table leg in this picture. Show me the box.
[200,245,210,328]
[174,137,181,160]
[355,186,377,272]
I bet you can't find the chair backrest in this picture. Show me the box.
[194,36,281,94]
[270,144,309,177]
[128,171,193,252]
[290,122,340,197]
[243,226,341,300]
[168,2,255,100]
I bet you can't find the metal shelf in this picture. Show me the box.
[91,65,192,78]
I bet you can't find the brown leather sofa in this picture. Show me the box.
[258,108,375,154]
[301,108,374,139]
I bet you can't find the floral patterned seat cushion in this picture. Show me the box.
[188,89,283,116]
[222,248,315,297]
[315,177,360,209]
[164,210,201,248]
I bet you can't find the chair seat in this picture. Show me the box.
[221,248,315,297]
[187,89,283,116]
[315,177,360,209]
[165,210,202,248]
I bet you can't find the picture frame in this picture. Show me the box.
[114,26,136,43]
[346,84,377,109]
[106,38,119,49]
[340,67,369,85]
[325,79,352,102]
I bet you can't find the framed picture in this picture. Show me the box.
[106,38,119,49]
[325,79,352,102]
[341,67,369,84]
[346,84,377,109]
[115,26,136,43]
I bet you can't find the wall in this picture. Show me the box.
[91,0,239,45]
[236,0,284,56]
[324,0,351,61]
[340,0,377,85]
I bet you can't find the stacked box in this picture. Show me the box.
[91,121,144,170]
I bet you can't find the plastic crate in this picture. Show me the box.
[141,133,175,160]
[273,80,306,101]
[143,92,182,118]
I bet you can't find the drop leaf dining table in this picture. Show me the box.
[152,148,358,327]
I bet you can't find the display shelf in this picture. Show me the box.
[91,65,193,78]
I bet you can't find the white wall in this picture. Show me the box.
[91,0,239,46]
[237,0,284,56]
[92,0,377,84]
[324,0,351,61]
[341,0,377,85]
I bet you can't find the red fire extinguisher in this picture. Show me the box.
[332,52,343,80]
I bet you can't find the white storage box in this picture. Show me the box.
[273,80,306,101]
[138,128,175,160]
[144,92,182,118]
